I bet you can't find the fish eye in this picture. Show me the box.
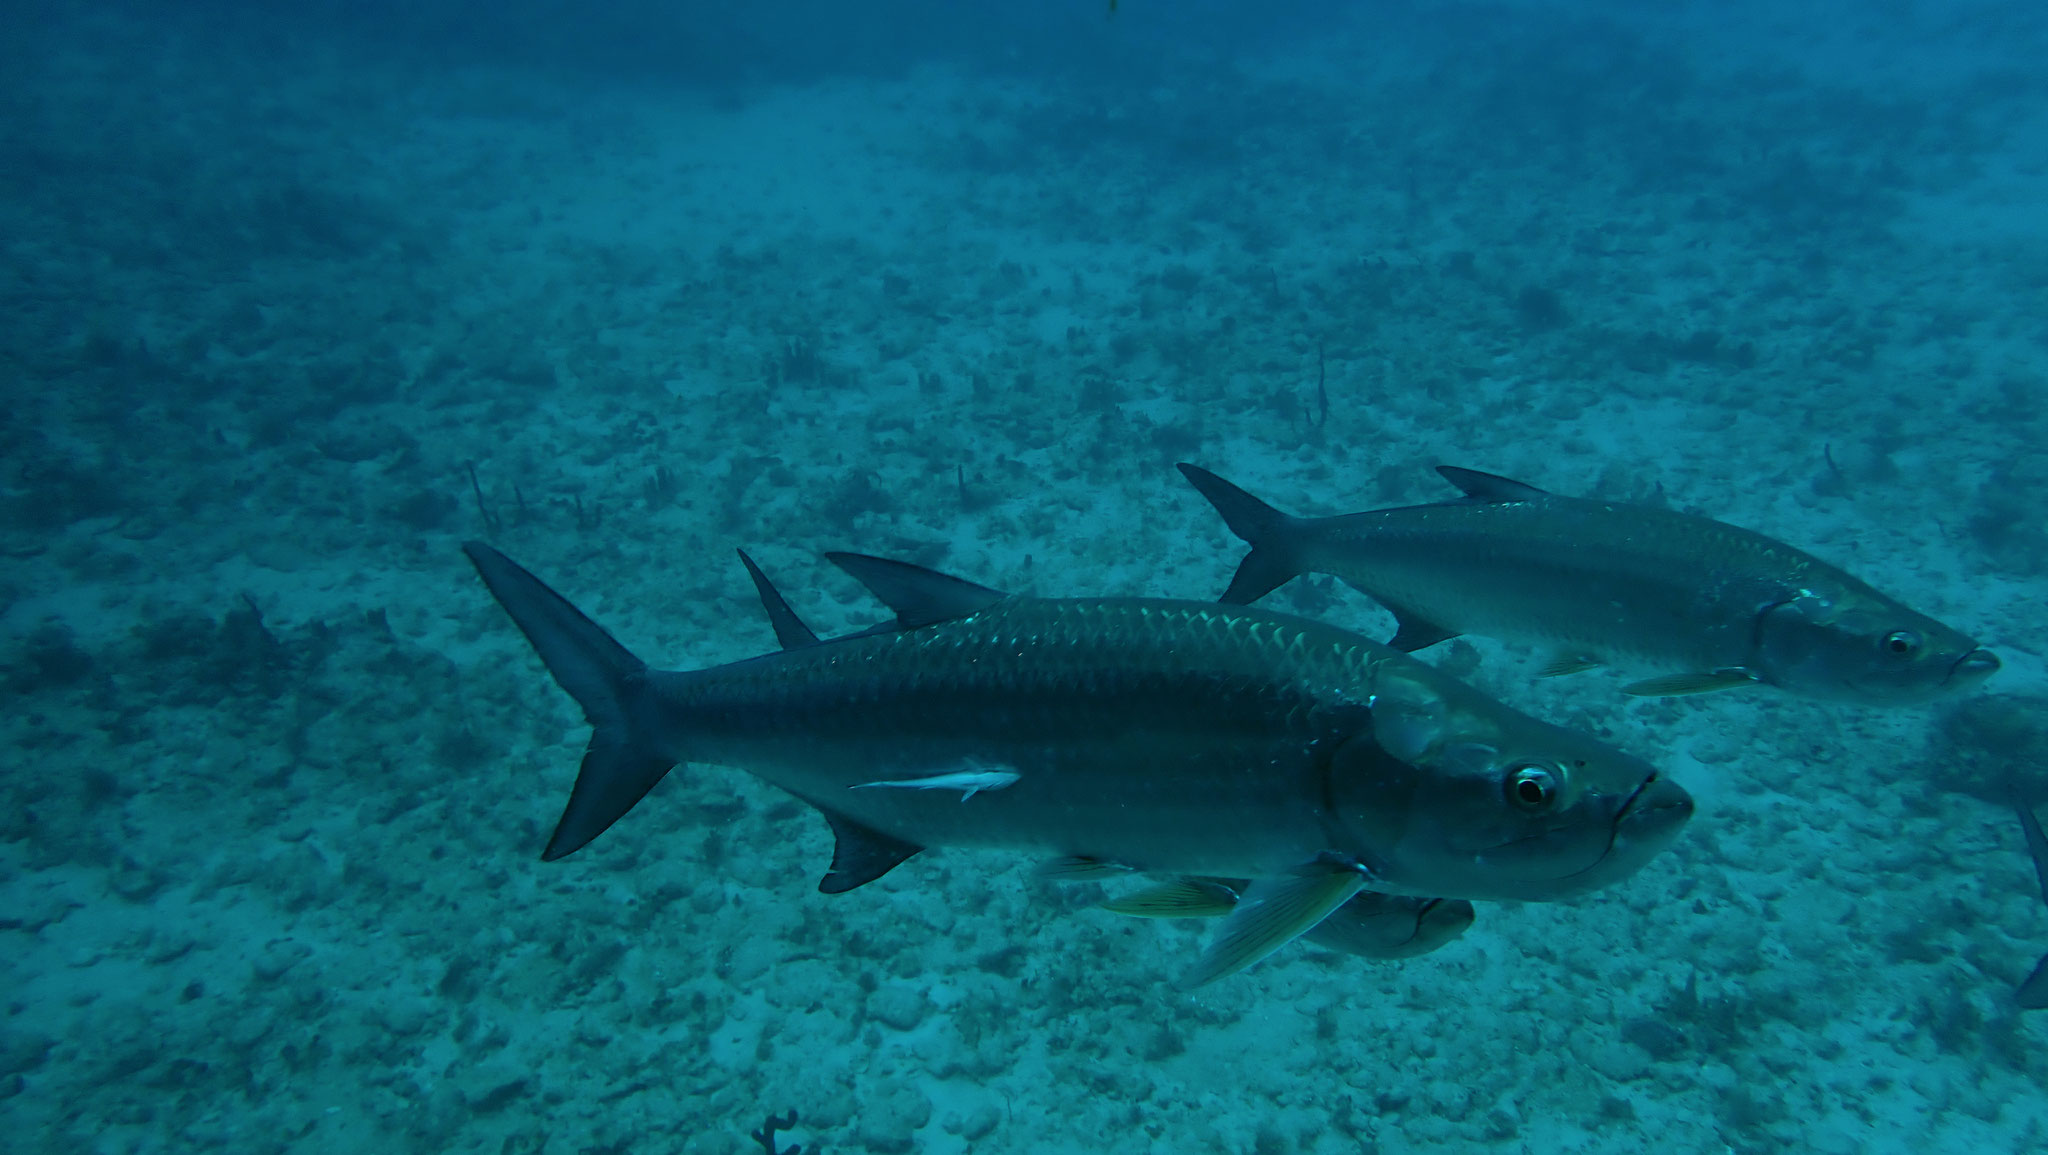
[1881,630,1922,658]
[1506,764,1559,811]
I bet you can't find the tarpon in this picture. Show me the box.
[1179,462,1999,705]
[464,542,1691,985]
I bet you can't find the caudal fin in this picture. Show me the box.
[462,543,675,861]
[1176,463,1305,604]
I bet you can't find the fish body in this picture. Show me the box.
[1179,463,1999,705]
[464,544,1691,980]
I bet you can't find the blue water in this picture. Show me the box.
[4,1,2047,1151]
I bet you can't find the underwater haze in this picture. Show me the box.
[6,0,2048,1151]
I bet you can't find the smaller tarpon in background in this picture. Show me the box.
[1178,462,1999,705]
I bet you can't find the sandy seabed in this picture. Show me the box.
[6,4,2048,1153]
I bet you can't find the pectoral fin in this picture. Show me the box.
[1101,879,1241,918]
[1180,862,1368,989]
[1035,856,1136,881]
[1622,669,1759,697]
[1537,654,1602,678]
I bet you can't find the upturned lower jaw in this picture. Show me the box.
[1615,774,1695,848]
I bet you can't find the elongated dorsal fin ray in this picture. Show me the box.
[1436,466,1550,503]
[737,549,820,650]
[816,808,923,894]
[825,552,1008,629]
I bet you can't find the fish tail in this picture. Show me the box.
[463,542,677,861]
[1177,463,1306,604]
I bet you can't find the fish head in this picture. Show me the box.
[1752,590,1999,704]
[1330,671,1693,902]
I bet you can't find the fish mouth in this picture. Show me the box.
[1951,648,2001,686]
[1473,772,1692,887]
[1845,646,2001,702]
[1610,772,1694,854]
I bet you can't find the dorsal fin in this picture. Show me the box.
[824,553,1008,629]
[736,549,819,649]
[1436,466,1549,503]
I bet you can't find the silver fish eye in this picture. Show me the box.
[1881,629,1922,658]
[1506,764,1559,811]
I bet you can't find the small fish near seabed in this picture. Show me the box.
[1178,462,2000,705]
[2011,800,2048,1009]
[463,542,1693,986]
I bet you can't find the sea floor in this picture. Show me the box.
[6,4,2048,1153]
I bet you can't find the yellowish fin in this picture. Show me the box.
[1035,855,1134,881]
[1101,879,1240,918]
[1180,863,1367,989]
[1622,669,1759,697]
[1537,654,1602,678]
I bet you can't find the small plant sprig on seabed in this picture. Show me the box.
[465,463,532,534]
[1306,337,1330,431]
[466,462,501,534]
[749,1109,801,1155]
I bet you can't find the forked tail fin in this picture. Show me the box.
[463,543,676,861]
[1176,463,1307,604]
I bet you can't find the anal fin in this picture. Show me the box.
[817,809,923,894]
[1383,603,1458,652]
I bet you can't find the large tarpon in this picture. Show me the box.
[464,543,1692,985]
[1179,463,1999,705]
